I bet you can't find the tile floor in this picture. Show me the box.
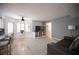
[11,37,56,55]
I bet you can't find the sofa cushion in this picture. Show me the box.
[0,35,5,40]
[69,36,79,51]
[0,40,9,47]
[47,43,75,55]
[56,38,73,48]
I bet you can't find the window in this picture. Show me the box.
[17,23,20,32]
[17,20,32,33]
[8,22,13,34]
[25,23,31,32]
[21,23,24,30]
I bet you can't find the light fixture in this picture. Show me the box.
[21,17,24,34]
[68,25,75,30]
[22,17,24,21]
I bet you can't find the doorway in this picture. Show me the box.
[46,22,52,39]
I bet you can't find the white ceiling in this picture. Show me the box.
[0,3,79,21]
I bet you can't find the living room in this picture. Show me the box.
[0,3,79,55]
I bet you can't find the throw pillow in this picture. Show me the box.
[69,36,79,50]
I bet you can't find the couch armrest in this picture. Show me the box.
[47,43,68,55]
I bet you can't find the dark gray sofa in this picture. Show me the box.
[47,36,79,55]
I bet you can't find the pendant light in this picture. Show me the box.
[21,17,24,34]
[22,17,24,21]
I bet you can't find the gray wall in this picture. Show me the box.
[52,15,79,39]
